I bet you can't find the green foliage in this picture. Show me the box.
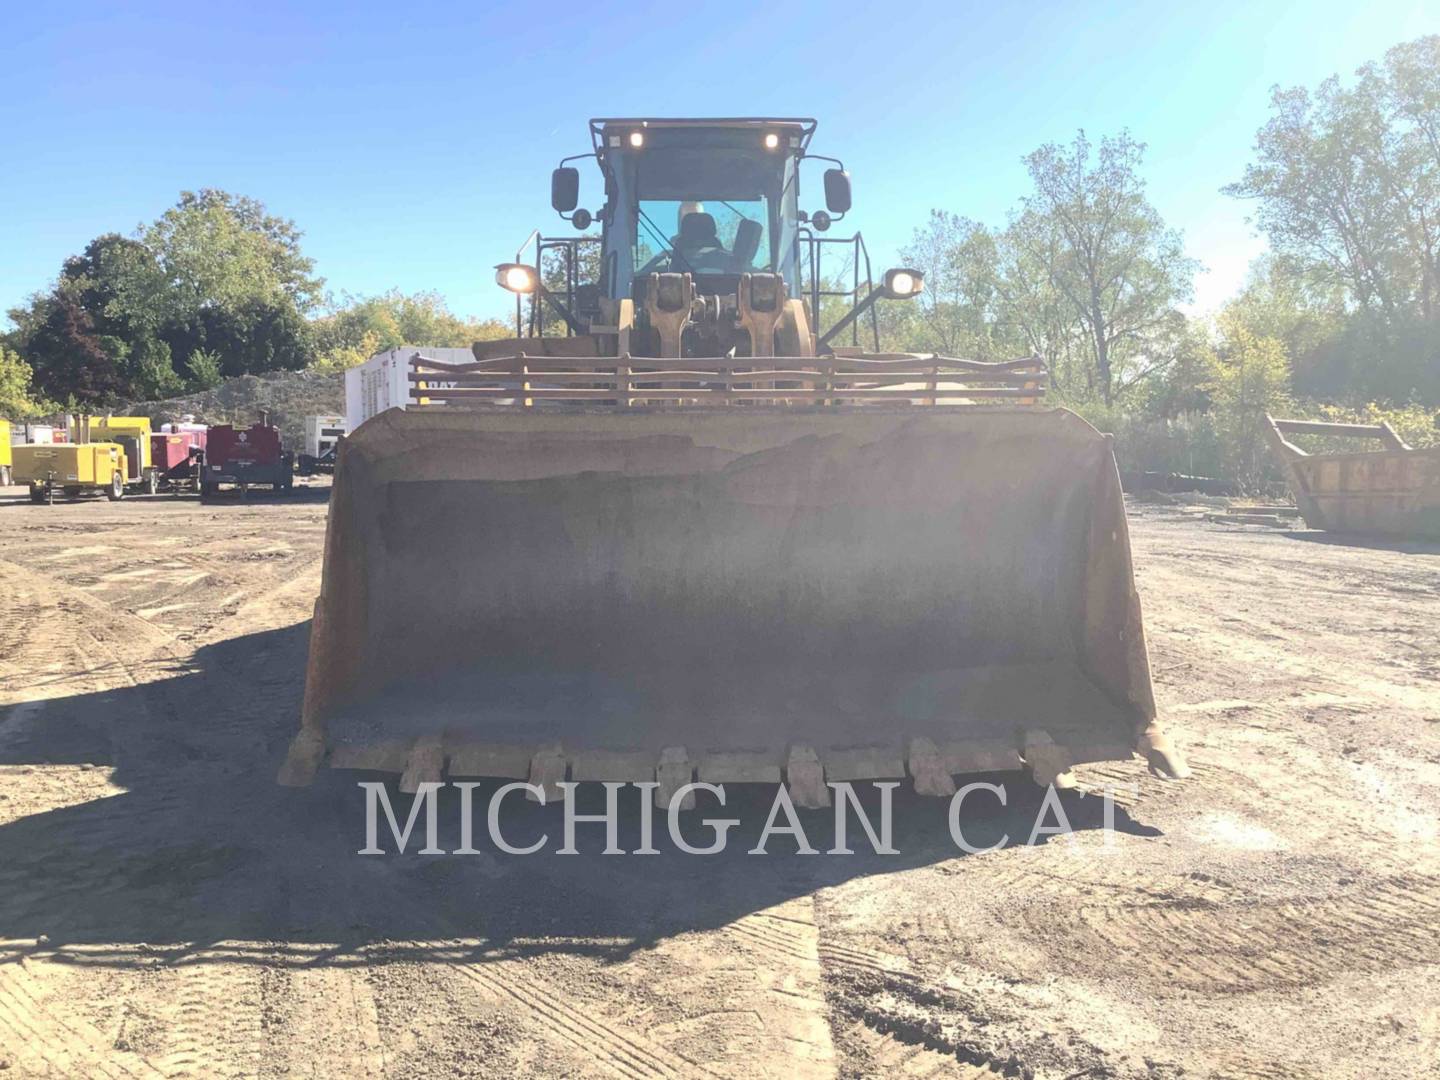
[6,190,321,405]
[892,133,1195,406]
[1211,315,1293,490]
[894,212,1019,359]
[187,348,224,390]
[0,345,50,419]
[1011,131,1196,405]
[1069,400,1227,482]
[143,189,324,317]
[1225,34,1440,403]
[1309,401,1440,449]
[309,291,511,372]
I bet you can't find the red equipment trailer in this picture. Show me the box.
[199,414,294,498]
[150,427,208,491]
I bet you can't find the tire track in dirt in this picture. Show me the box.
[136,950,269,1079]
[0,558,185,661]
[263,957,388,1079]
[839,1017,1007,1079]
[0,959,168,1079]
[395,936,703,1079]
[816,947,1021,1079]
[695,898,836,1075]
[0,547,308,774]
[1032,873,1440,993]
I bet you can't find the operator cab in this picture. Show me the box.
[585,119,813,300]
[496,117,917,359]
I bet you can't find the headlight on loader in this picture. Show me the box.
[882,268,924,299]
[495,263,539,294]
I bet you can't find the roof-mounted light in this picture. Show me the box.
[628,131,645,148]
[764,132,780,150]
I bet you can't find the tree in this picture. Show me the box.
[0,345,47,418]
[1010,131,1197,404]
[143,189,324,317]
[1211,314,1292,491]
[1225,35,1440,402]
[310,290,511,371]
[20,291,127,404]
[6,191,324,403]
[186,348,224,391]
[896,212,1021,359]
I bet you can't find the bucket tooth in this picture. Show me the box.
[527,746,567,802]
[786,745,829,809]
[400,736,446,794]
[907,737,956,797]
[655,746,695,810]
[1023,730,1074,788]
[1137,726,1191,779]
[277,729,325,787]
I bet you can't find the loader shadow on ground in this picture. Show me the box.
[0,621,1160,970]
[1281,529,1440,554]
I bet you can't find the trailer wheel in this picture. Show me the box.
[145,470,159,495]
[29,484,47,504]
[106,472,125,501]
[0,465,11,488]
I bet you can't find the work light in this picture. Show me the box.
[882,268,924,299]
[495,263,539,294]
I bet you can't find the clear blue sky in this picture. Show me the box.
[2,1,1435,326]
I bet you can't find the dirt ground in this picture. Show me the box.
[0,481,1436,1079]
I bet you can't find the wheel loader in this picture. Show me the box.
[281,117,1188,806]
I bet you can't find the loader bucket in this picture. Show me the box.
[281,406,1185,803]
[1265,416,1440,540]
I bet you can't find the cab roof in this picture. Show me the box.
[589,117,816,154]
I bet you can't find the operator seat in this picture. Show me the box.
[675,212,730,271]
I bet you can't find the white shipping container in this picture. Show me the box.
[304,415,349,458]
[345,346,477,431]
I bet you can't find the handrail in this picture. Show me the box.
[408,352,1047,409]
[799,230,878,351]
[1267,415,1411,452]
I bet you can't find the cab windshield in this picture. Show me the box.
[634,199,771,276]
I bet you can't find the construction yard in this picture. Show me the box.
[0,483,1436,1079]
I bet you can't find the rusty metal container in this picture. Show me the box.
[1265,415,1440,539]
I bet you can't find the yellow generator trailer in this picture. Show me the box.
[82,416,160,494]
[14,442,129,504]
[0,419,11,487]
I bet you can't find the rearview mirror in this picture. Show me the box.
[551,167,579,213]
[823,168,852,214]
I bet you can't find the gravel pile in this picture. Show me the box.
[123,370,344,445]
